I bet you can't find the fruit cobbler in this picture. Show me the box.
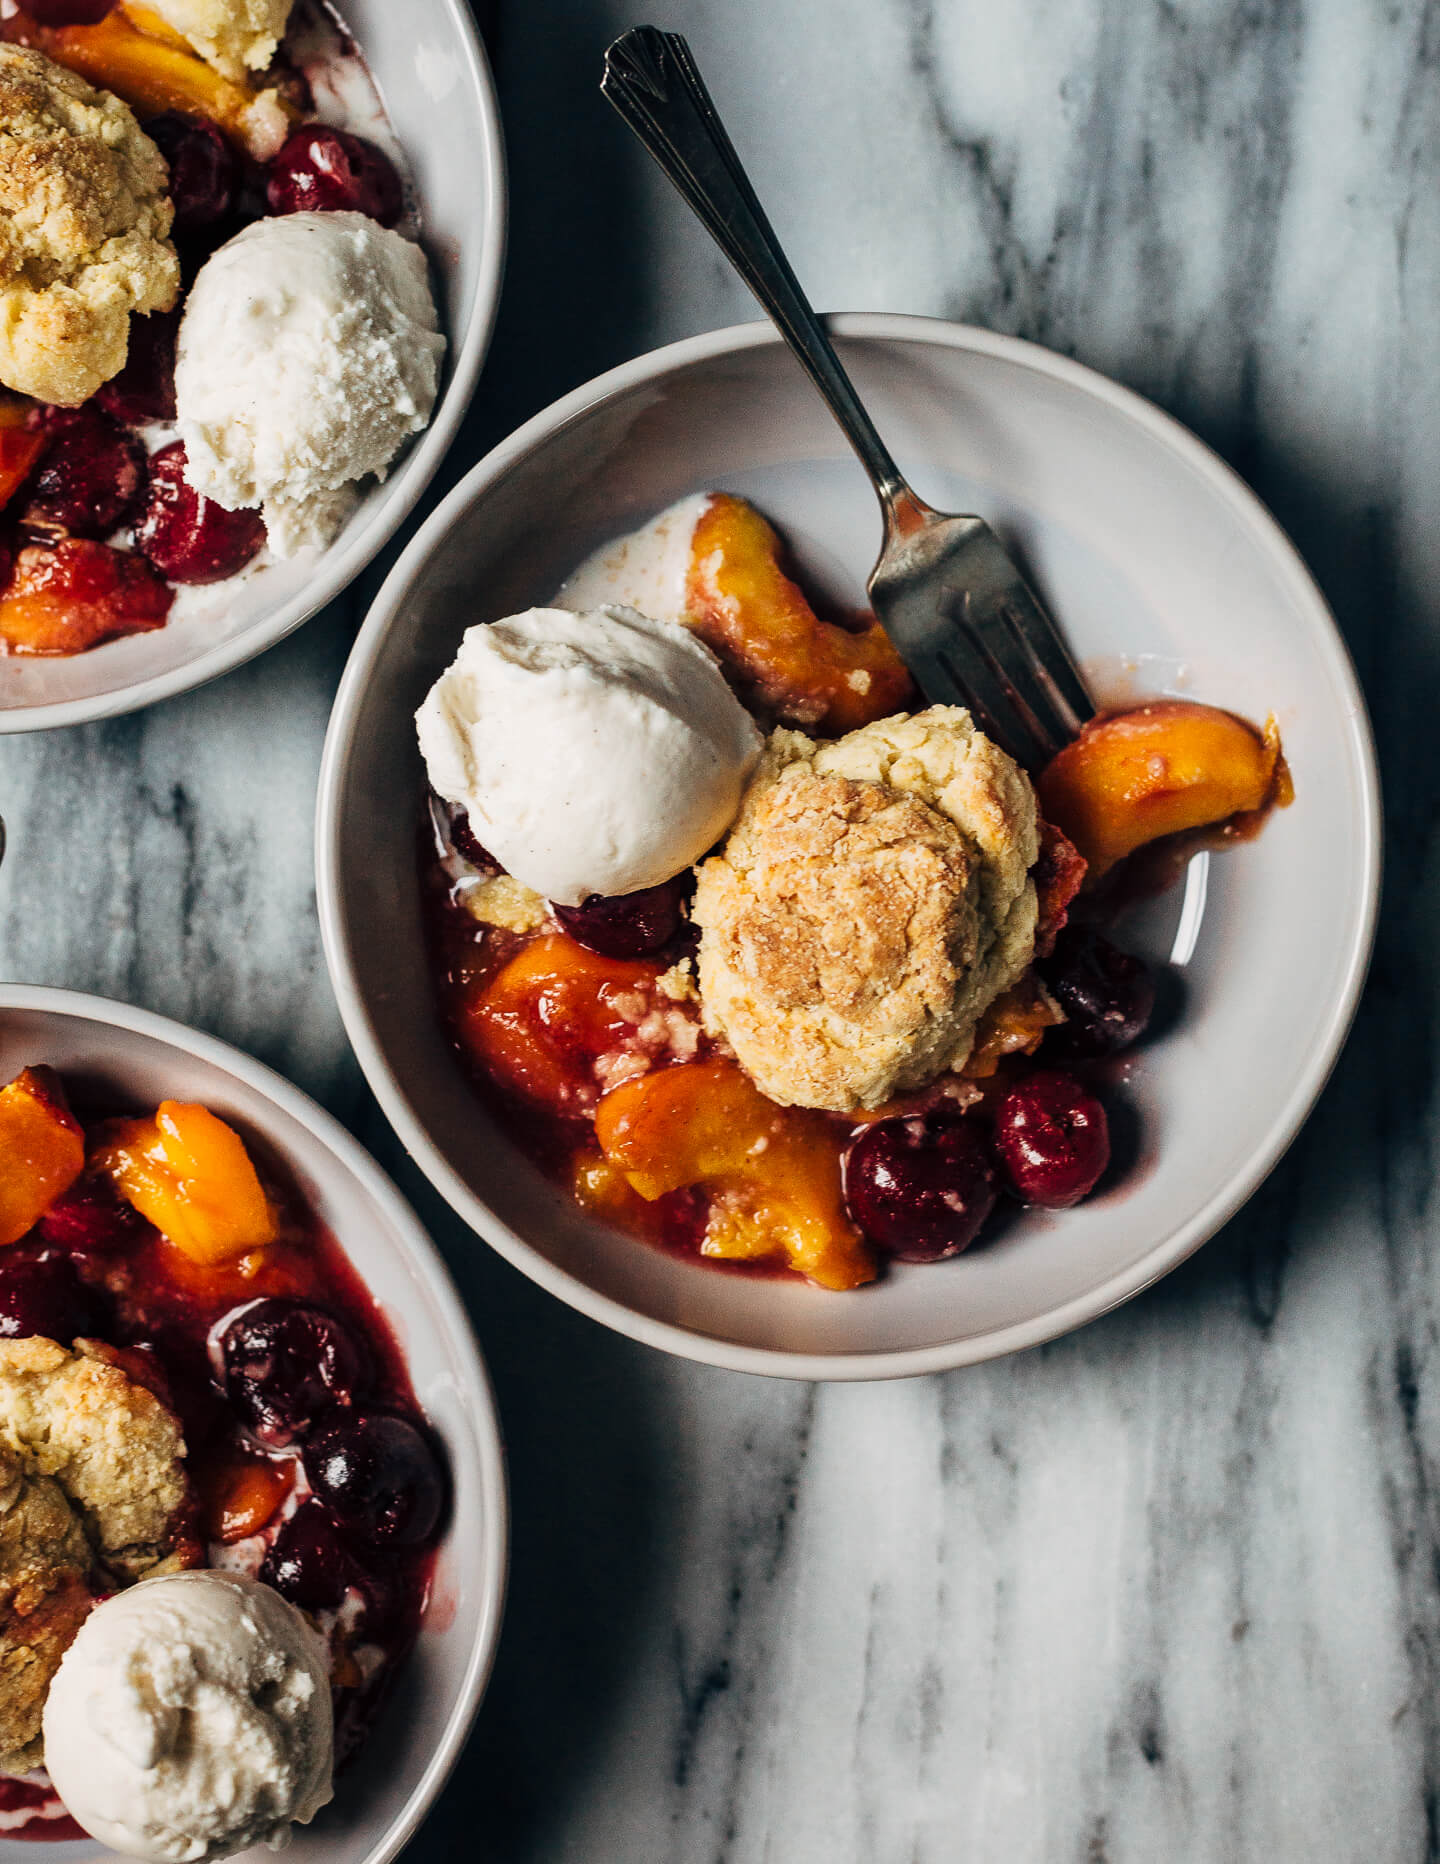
[416,491,1291,1292]
[0,1061,445,1847]
[0,0,443,658]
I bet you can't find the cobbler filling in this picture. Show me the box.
[0,1069,443,1836]
[423,798,1144,1287]
[0,0,417,657]
[417,492,1291,1293]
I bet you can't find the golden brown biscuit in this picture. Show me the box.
[0,1337,199,1774]
[693,708,1040,1111]
[0,1336,196,1583]
[0,1449,97,1773]
[143,0,293,80]
[0,46,179,405]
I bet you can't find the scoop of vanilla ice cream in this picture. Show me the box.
[175,211,444,557]
[417,605,763,905]
[42,1571,333,1863]
[553,494,712,624]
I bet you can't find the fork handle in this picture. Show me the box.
[602,27,930,537]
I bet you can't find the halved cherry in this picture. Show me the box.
[134,442,265,584]
[96,309,180,426]
[145,111,237,236]
[265,125,403,225]
[25,405,147,538]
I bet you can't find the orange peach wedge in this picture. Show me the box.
[0,1066,86,1248]
[456,934,662,1113]
[687,493,915,733]
[97,1101,278,1264]
[595,1057,875,1291]
[1037,700,1287,879]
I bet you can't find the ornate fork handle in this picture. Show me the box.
[602,27,929,535]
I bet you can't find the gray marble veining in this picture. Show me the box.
[2,0,1437,1856]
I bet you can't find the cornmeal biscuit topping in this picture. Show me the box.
[0,1451,95,1773]
[693,707,1040,1111]
[0,45,179,406]
[0,1336,198,1773]
[0,1336,196,1583]
[144,0,295,81]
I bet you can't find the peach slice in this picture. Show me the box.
[1037,701,1286,878]
[456,933,662,1114]
[0,1067,85,1248]
[0,429,42,512]
[118,3,195,53]
[686,493,915,733]
[3,11,293,157]
[595,1057,876,1291]
[96,1101,278,1265]
[200,1450,292,1544]
[0,540,172,657]
[962,975,1066,1079]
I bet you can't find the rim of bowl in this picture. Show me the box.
[315,311,1383,1383]
[0,982,509,1858]
[0,0,508,737]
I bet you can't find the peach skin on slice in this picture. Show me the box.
[595,1057,876,1290]
[1036,701,1286,879]
[0,1067,85,1247]
[686,493,915,734]
[96,1101,278,1265]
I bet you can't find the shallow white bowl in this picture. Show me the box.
[0,0,505,734]
[316,314,1380,1381]
[0,985,507,1861]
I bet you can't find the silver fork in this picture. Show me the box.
[601,26,1096,770]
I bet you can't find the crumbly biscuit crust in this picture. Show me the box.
[145,0,293,80]
[694,708,1040,1111]
[0,1337,197,1772]
[0,1450,95,1773]
[0,1337,194,1581]
[0,46,178,405]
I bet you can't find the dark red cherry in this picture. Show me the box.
[1041,926,1156,1058]
[21,0,115,21]
[36,1177,148,1253]
[552,875,690,959]
[994,1070,1110,1209]
[145,112,237,236]
[302,1410,445,1548]
[265,125,403,225]
[842,1107,999,1262]
[217,1298,369,1449]
[0,1253,109,1343]
[95,309,180,427]
[260,1502,354,1611]
[25,407,146,538]
[133,442,266,584]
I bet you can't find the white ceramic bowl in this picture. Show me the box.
[0,0,505,733]
[0,985,507,1862]
[316,314,1380,1381]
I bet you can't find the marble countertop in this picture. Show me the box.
[0,0,1431,1856]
